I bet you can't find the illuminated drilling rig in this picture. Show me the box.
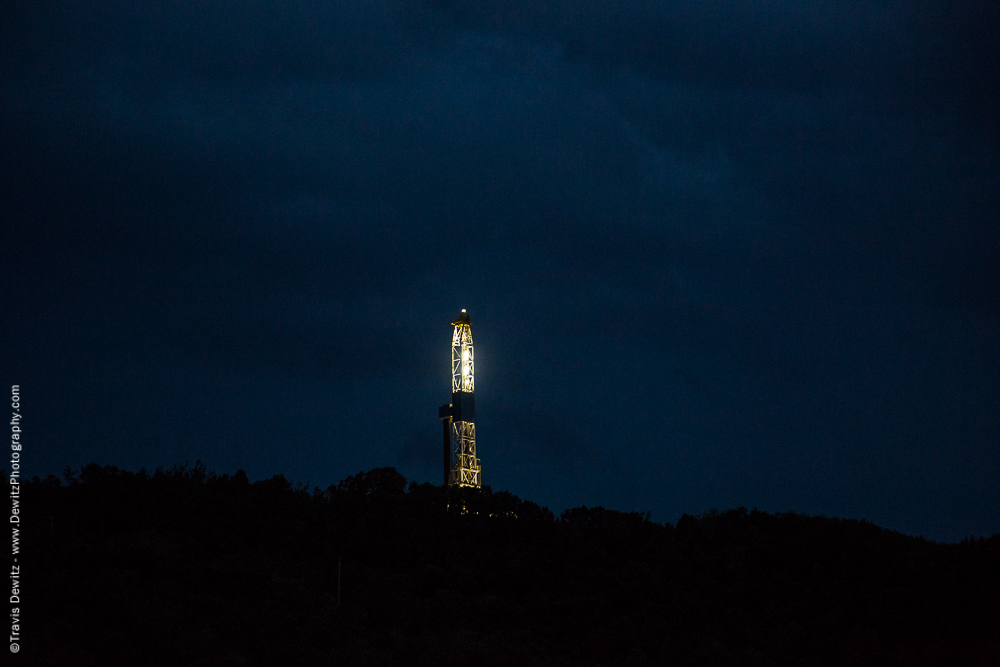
[438,309,481,488]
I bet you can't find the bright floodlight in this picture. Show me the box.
[452,316,474,393]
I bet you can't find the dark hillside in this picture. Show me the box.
[16,464,1000,665]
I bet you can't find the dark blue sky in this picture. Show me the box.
[2,1,998,541]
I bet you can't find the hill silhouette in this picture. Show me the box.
[15,463,1000,665]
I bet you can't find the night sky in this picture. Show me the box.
[3,1,998,542]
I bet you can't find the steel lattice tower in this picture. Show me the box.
[438,309,481,487]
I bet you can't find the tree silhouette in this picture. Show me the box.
[15,464,1000,666]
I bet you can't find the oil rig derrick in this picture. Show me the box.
[438,309,481,488]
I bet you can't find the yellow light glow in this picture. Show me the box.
[461,347,472,382]
[451,321,474,392]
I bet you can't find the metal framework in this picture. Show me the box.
[439,309,480,488]
[452,421,480,487]
[452,318,474,393]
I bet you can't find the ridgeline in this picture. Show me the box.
[16,464,1000,665]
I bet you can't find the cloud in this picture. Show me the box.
[1,0,997,540]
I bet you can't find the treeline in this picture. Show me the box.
[15,463,1000,666]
